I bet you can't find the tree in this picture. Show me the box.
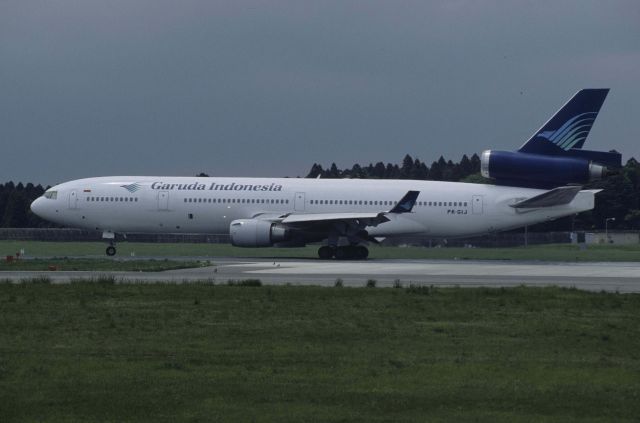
[400,154,414,179]
[327,163,340,178]
[306,163,324,178]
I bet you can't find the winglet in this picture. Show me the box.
[389,191,419,213]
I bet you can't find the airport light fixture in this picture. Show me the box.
[605,217,616,241]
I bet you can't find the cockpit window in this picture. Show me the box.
[44,191,57,200]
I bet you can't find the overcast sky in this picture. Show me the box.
[1,0,638,185]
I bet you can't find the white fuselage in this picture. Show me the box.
[31,176,596,240]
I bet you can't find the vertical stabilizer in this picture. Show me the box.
[519,89,609,154]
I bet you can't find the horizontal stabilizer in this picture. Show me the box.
[510,186,582,209]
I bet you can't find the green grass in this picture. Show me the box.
[1,240,639,261]
[0,283,639,422]
[0,258,210,272]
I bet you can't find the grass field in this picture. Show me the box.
[1,240,640,261]
[0,258,210,272]
[1,282,639,422]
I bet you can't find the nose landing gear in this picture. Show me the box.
[106,244,116,256]
[103,231,117,256]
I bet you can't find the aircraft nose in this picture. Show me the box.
[30,197,46,218]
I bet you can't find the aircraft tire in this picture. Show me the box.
[318,246,334,260]
[106,246,116,256]
[355,246,369,260]
[335,246,350,260]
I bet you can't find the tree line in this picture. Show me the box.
[1,153,639,231]
[0,182,53,228]
[307,154,483,182]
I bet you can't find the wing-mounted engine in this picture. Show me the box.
[229,219,291,247]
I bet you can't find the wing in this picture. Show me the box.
[255,190,419,243]
[277,190,419,226]
[282,212,388,225]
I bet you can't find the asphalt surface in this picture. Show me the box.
[3,258,640,292]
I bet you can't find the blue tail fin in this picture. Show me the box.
[519,89,609,155]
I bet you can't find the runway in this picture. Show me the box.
[3,258,640,293]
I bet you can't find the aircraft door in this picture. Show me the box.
[158,191,169,211]
[68,190,78,209]
[294,192,305,211]
[472,195,483,214]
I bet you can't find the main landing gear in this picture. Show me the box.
[318,245,369,260]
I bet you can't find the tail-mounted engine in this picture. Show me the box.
[480,150,619,187]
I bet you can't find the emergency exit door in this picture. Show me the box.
[158,191,169,211]
[472,195,483,214]
[294,192,306,211]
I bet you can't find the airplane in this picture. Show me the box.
[30,89,621,260]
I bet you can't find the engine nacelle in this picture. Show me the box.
[480,150,605,186]
[229,219,290,247]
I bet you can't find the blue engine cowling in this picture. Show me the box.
[480,150,605,187]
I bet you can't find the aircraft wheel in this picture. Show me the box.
[106,246,117,256]
[335,246,354,260]
[318,246,334,260]
[354,246,369,260]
